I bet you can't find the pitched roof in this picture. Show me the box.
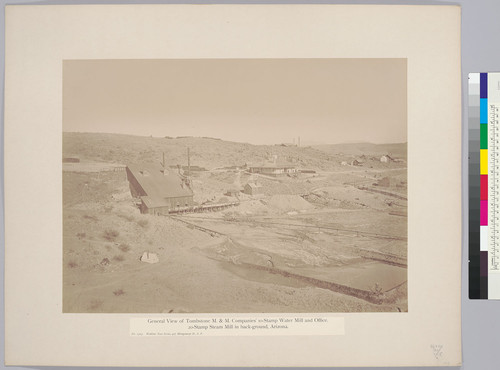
[127,163,194,204]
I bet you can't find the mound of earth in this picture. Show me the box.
[267,194,314,212]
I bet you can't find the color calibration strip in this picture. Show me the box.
[469,72,500,299]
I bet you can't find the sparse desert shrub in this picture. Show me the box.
[102,229,119,241]
[113,289,125,296]
[67,260,78,268]
[370,283,383,296]
[137,219,149,228]
[83,214,99,221]
[113,255,125,262]
[118,243,130,252]
[89,299,104,311]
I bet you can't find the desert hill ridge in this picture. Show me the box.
[63,132,406,170]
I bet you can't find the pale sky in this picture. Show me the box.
[63,59,407,145]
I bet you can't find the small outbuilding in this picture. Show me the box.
[244,182,263,196]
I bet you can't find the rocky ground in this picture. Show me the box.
[63,133,407,313]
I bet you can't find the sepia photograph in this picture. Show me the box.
[62,58,407,313]
[5,4,462,366]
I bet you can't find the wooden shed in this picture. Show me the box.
[244,182,263,196]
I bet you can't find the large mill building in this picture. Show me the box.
[126,163,194,215]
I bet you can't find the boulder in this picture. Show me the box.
[140,252,159,264]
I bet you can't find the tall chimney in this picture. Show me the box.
[298,136,300,147]
[187,147,191,176]
[161,152,169,175]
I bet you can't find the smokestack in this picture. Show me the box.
[298,136,300,147]
[293,138,295,145]
[187,147,191,176]
[161,152,169,175]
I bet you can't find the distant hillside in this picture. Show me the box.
[313,142,407,160]
[63,133,407,170]
[63,132,339,170]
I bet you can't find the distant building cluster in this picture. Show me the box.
[125,150,319,215]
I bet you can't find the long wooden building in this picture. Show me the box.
[248,165,297,176]
[126,163,194,215]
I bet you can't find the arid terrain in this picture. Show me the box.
[63,132,407,313]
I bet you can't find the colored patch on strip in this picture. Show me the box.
[481,124,488,149]
[481,99,488,123]
[481,175,488,200]
[481,200,488,225]
[480,226,488,251]
[481,73,488,98]
[481,149,488,174]
[481,251,489,277]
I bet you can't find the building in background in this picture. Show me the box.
[248,165,297,177]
